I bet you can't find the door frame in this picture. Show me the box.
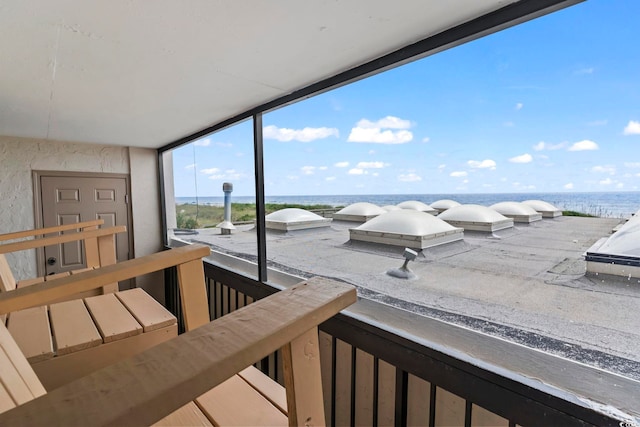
[32,170,134,277]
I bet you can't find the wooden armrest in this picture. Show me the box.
[0,278,357,426]
[0,245,211,314]
[0,219,104,243]
[0,226,125,255]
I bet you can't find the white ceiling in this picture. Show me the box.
[0,0,523,149]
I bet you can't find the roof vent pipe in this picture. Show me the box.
[386,248,418,279]
[217,182,236,235]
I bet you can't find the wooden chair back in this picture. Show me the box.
[0,225,126,294]
[0,219,105,293]
[0,219,104,243]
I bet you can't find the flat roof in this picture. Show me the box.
[178,215,640,380]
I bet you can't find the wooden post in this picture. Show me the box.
[176,259,210,331]
[282,327,326,427]
[97,234,118,294]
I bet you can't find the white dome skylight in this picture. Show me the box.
[397,200,437,215]
[265,208,332,231]
[438,204,513,232]
[429,199,461,213]
[333,202,387,222]
[490,202,542,223]
[349,210,463,249]
[522,200,562,218]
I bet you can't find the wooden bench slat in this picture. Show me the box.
[0,323,46,398]
[0,226,127,255]
[49,299,102,355]
[85,294,142,343]
[0,381,16,414]
[238,366,288,414]
[195,374,288,426]
[0,255,17,293]
[15,277,44,288]
[115,288,176,333]
[155,402,213,427]
[44,272,71,281]
[0,342,33,406]
[7,307,53,363]
[0,220,104,243]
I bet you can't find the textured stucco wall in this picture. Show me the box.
[129,147,164,302]
[0,136,129,280]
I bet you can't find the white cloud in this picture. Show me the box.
[438,164,446,170]
[509,153,533,164]
[625,162,640,168]
[369,150,376,155]
[463,179,469,184]
[348,116,413,144]
[616,183,624,189]
[207,169,245,180]
[335,161,349,168]
[348,128,413,144]
[623,120,640,135]
[450,171,467,177]
[184,163,196,170]
[301,166,316,175]
[568,140,599,151]
[348,168,366,175]
[356,116,412,129]
[590,165,616,174]
[193,138,211,147]
[515,103,523,110]
[356,161,387,169]
[325,176,336,181]
[398,173,422,182]
[422,137,431,143]
[564,183,574,190]
[533,141,566,151]
[467,159,496,169]
[200,168,220,175]
[599,178,613,185]
[264,125,339,142]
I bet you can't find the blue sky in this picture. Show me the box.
[172,0,640,197]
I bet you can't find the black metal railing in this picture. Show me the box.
[165,258,628,427]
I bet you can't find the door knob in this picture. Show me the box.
[47,257,57,266]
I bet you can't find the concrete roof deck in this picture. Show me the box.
[179,215,640,380]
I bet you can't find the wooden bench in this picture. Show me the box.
[0,224,178,390]
[0,245,356,425]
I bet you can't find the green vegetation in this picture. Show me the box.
[562,210,596,217]
[175,203,336,229]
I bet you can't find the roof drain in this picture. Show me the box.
[217,182,236,235]
[386,248,418,279]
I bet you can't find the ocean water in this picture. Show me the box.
[175,192,639,218]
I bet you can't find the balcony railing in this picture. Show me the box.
[165,250,635,426]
